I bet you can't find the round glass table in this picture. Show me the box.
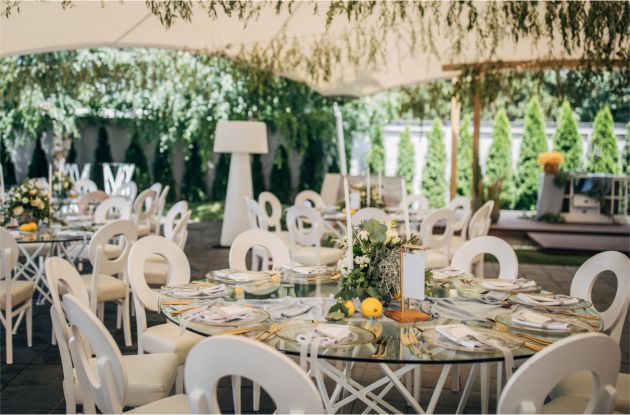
[160,275,602,414]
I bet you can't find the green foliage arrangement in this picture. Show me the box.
[2,179,49,225]
[152,143,175,200]
[28,136,48,179]
[91,126,113,190]
[396,126,415,193]
[422,119,447,208]
[514,97,548,211]
[269,145,292,203]
[366,124,385,174]
[588,106,620,174]
[1,138,16,186]
[124,132,151,190]
[456,114,472,197]
[553,102,584,171]
[486,108,514,207]
[182,140,207,202]
[623,122,630,212]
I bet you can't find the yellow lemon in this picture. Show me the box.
[343,300,355,317]
[29,222,38,231]
[360,297,383,319]
[234,287,244,297]
[19,222,37,232]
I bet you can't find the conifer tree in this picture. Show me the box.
[251,154,266,197]
[124,132,151,190]
[396,126,415,192]
[514,97,548,210]
[91,125,114,190]
[587,106,619,173]
[456,114,472,197]
[28,135,48,178]
[623,122,630,213]
[1,138,16,186]
[66,138,77,164]
[553,101,583,171]
[181,140,206,202]
[152,142,174,200]
[366,124,385,174]
[486,108,514,207]
[421,118,447,208]
[270,145,292,203]
[211,153,230,201]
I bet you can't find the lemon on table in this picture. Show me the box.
[343,300,355,317]
[360,297,383,319]
[234,287,244,297]
[19,222,37,232]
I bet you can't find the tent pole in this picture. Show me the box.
[472,74,482,206]
[450,77,460,199]
[333,102,348,176]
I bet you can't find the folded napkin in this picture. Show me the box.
[433,267,465,281]
[511,309,569,330]
[167,284,226,298]
[282,263,329,275]
[480,279,536,290]
[515,293,579,306]
[197,305,254,323]
[296,324,350,345]
[64,214,92,222]
[213,269,271,282]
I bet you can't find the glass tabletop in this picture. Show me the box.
[160,277,603,365]
[10,228,92,244]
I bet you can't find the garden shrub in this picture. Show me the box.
[486,108,515,207]
[456,114,472,197]
[553,101,583,171]
[587,106,619,173]
[421,118,447,207]
[396,125,415,192]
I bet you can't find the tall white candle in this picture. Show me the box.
[343,177,354,270]
[401,177,411,238]
[366,166,371,207]
[378,169,382,199]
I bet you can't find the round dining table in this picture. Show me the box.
[159,272,603,414]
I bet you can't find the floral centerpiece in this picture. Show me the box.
[537,151,565,174]
[52,171,73,199]
[1,179,50,226]
[337,182,385,209]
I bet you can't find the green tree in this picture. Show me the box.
[396,126,415,192]
[587,106,620,174]
[421,118,447,207]
[28,135,48,178]
[251,154,266,197]
[270,145,292,203]
[182,140,206,202]
[623,122,630,213]
[1,138,16,186]
[211,153,230,201]
[91,125,113,190]
[486,108,514,207]
[514,97,548,210]
[366,124,385,173]
[152,142,174,200]
[124,132,151,190]
[456,114,472,197]
[553,101,583,171]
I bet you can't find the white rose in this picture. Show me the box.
[22,197,28,204]
[35,182,43,188]
[386,228,400,244]
[13,206,23,216]
[358,230,369,240]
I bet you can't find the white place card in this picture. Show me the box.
[402,248,425,301]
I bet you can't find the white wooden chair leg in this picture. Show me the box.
[231,375,242,414]
[116,303,122,329]
[97,302,105,322]
[51,328,57,346]
[175,364,184,394]
[122,297,132,347]
[26,302,33,347]
[5,314,13,364]
[253,382,261,411]
[63,379,77,414]
[413,366,421,402]
[480,363,489,414]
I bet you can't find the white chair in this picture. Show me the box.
[63,294,188,414]
[77,190,108,215]
[115,181,138,202]
[94,196,132,223]
[74,179,98,195]
[258,191,284,233]
[150,182,163,198]
[82,219,136,346]
[0,227,33,364]
[402,194,430,214]
[133,188,157,237]
[245,196,268,230]
[286,206,343,266]
[128,235,204,393]
[229,229,291,271]
[45,257,182,413]
[186,336,323,414]
[551,251,630,412]
[419,208,455,268]
[294,190,326,209]
[448,196,472,236]
[451,236,518,280]
[351,207,389,226]
[163,201,189,243]
[144,210,192,286]
[151,185,170,234]
[468,201,494,240]
[498,333,620,414]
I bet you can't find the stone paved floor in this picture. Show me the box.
[1,221,628,413]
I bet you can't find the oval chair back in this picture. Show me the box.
[571,251,630,343]
[258,191,283,232]
[244,196,268,230]
[468,201,494,239]
[229,229,291,271]
[77,191,108,215]
[93,197,131,223]
[351,207,389,226]
[74,179,98,195]
[163,201,189,239]
[401,194,429,214]
[133,188,157,224]
[451,236,518,280]
[448,196,472,238]
[419,208,455,257]
[294,190,325,209]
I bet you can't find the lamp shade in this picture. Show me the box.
[213,120,268,154]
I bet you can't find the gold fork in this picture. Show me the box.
[254,323,282,341]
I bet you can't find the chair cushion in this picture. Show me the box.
[554,371,629,413]
[293,246,343,266]
[123,353,179,406]
[425,250,449,269]
[143,261,169,286]
[0,280,34,309]
[136,223,151,237]
[126,393,190,414]
[142,322,204,364]
[80,274,127,302]
[541,396,591,414]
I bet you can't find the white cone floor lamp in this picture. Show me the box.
[214,120,268,246]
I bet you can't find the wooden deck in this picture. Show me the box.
[528,232,630,253]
